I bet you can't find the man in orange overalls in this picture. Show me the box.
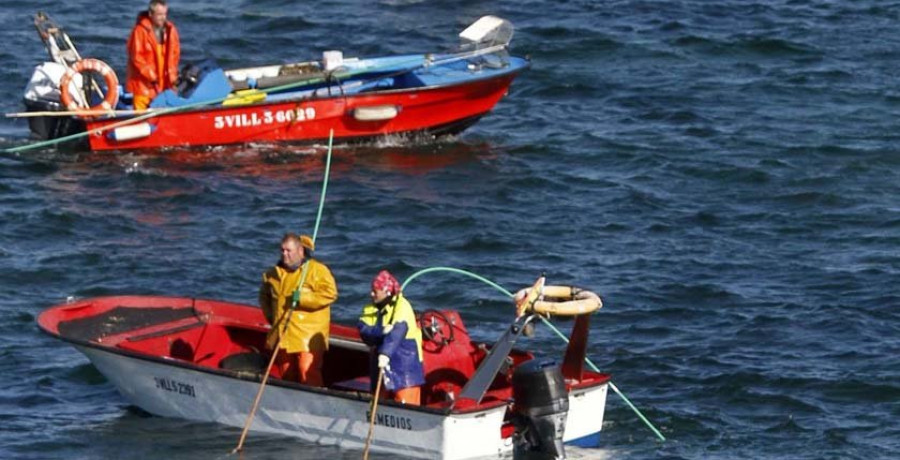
[126,0,180,111]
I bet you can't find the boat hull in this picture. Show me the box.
[37,295,607,458]
[77,343,606,458]
[79,345,491,458]
[76,346,606,459]
[83,73,519,152]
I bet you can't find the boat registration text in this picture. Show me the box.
[154,376,196,398]
[214,107,317,129]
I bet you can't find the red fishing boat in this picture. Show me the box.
[18,14,528,153]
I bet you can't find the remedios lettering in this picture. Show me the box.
[153,376,196,398]
[365,410,414,431]
[213,107,317,130]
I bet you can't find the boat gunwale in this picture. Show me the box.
[85,57,531,125]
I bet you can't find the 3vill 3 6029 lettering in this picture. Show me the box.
[213,107,317,130]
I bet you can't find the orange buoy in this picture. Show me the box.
[59,58,119,113]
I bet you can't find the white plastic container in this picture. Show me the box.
[322,50,343,71]
[109,122,153,142]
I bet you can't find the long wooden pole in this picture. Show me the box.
[5,109,145,118]
[363,368,385,460]
[231,337,285,453]
[232,130,334,454]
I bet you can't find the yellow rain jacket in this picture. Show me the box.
[259,259,338,353]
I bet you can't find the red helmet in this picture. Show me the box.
[372,270,400,295]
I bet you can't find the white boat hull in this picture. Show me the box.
[78,345,606,459]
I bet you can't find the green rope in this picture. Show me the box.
[535,316,667,441]
[288,129,334,310]
[4,45,507,155]
[401,265,666,442]
[6,104,175,154]
[311,131,333,244]
[400,266,513,297]
[4,61,407,155]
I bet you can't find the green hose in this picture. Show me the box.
[401,266,667,442]
[289,129,334,309]
[401,266,514,297]
[311,131,334,244]
[536,316,667,441]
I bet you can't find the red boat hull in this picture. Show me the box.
[85,74,518,152]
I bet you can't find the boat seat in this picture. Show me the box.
[331,375,371,393]
[219,351,268,374]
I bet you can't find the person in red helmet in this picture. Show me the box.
[357,270,425,405]
[126,0,180,110]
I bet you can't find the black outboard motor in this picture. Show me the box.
[511,360,569,459]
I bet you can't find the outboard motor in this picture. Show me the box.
[511,360,569,459]
[458,15,513,69]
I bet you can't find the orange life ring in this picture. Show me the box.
[514,285,603,317]
[59,58,119,113]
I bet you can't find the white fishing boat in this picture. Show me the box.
[37,284,608,459]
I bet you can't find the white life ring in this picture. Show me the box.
[514,285,603,316]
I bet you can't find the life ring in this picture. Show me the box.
[59,58,119,113]
[514,285,603,317]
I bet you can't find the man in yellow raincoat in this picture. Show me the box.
[259,233,338,386]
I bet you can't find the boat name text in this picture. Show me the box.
[154,377,196,398]
[365,410,413,430]
[213,107,317,130]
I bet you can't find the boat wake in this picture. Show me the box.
[370,131,458,148]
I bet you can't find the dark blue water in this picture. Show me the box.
[2,1,900,459]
